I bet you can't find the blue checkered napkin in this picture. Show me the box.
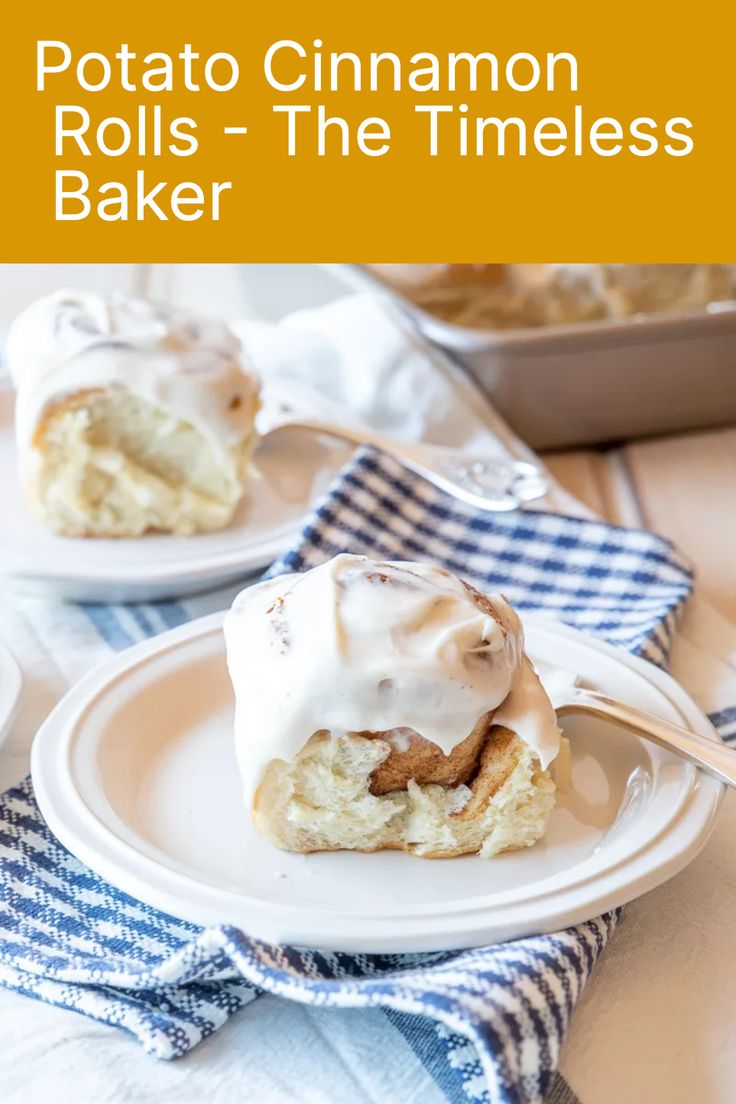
[269,447,692,667]
[0,447,697,1104]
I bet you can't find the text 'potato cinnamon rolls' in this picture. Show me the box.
[6,290,260,538]
[224,554,561,859]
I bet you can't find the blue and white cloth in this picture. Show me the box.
[0,446,702,1104]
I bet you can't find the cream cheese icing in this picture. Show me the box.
[224,553,561,799]
[6,289,260,462]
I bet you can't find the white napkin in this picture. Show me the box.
[233,294,534,459]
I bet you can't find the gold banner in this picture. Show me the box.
[1,0,733,259]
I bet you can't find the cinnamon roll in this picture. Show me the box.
[6,290,260,537]
[225,554,561,858]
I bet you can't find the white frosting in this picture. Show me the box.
[6,290,259,459]
[225,554,561,799]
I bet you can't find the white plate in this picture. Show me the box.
[0,383,350,603]
[0,635,22,750]
[31,612,724,952]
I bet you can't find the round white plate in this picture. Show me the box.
[0,635,22,750]
[31,612,724,952]
[0,382,350,603]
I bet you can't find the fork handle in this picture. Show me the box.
[265,418,546,512]
[557,687,736,789]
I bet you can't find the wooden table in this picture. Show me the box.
[545,430,736,622]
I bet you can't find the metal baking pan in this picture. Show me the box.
[334,265,736,450]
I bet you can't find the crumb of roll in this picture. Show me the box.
[25,389,256,537]
[253,726,556,859]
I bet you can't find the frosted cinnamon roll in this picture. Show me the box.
[6,290,260,537]
[225,554,561,858]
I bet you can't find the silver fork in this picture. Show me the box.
[256,397,548,512]
[552,683,736,789]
